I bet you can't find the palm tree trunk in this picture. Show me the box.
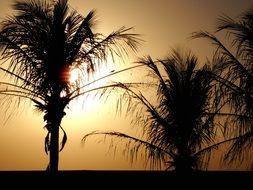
[174,156,193,172]
[47,94,65,172]
[49,122,60,172]
[175,141,193,171]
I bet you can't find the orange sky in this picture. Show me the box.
[0,0,252,170]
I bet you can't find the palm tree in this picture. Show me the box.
[0,0,140,171]
[83,49,222,171]
[192,7,253,167]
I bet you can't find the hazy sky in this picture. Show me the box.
[0,0,252,170]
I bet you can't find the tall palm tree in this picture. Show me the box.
[192,7,253,167]
[0,0,140,171]
[83,49,222,171]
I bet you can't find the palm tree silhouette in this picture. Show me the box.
[0,0,140,171]
[83,49,222,171]
[192,7,253,167]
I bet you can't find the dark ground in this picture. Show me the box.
[0,171,252,188]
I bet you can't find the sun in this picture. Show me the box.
[69,68,79,83]
[68,61,116,113]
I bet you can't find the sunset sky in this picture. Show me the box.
[0,0,252,171]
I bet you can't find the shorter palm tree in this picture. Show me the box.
[83,49,222,171]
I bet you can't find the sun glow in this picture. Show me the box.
[68,61,116,113]
[69,68,79,83]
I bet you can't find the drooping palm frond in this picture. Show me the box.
[191,31,249,78]
[82,131,170,169]
[216,11,253,61]
[223,131,253,166]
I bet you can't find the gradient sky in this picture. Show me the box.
[0,0,252,171]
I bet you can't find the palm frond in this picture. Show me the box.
[68,62,145,99]
[224,131,253,165]
[13,0,52,19]
[59,125,67,151]
[79,27,141,71]
[82,130,169,169]
[192,31,248,76]
[66,10,95,65]
[217,13,253,60]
